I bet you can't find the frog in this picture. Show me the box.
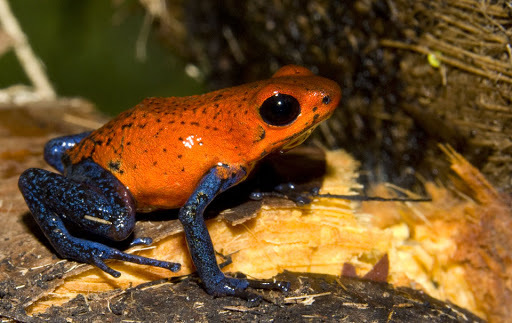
[18,65,341,300]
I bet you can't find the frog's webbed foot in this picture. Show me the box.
[67,238,181,277]
[204,275,290,304]
[250,182,314,205]
[212,253,290,302]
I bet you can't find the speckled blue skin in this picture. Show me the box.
[43,132,91,173]
[19,133,289,300]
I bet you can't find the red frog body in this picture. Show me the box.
[66,65,340,209]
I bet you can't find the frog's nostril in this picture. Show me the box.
[322,96,331,105]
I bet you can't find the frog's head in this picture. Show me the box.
[250,65,341,156]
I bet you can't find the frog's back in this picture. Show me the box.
[65,66,341,210]
[65,90,257,210]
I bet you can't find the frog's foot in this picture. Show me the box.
[249,182,313,205]
[61,238,181,277]
[205,276,290,304]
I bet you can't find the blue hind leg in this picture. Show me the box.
[18,159,181,277]
[44,132,91,173]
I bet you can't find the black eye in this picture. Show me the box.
[259,94,301,126]
[322,96,331,105]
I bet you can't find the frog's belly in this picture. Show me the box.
[116,160,206,210]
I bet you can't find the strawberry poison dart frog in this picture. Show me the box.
[18,65,341,300]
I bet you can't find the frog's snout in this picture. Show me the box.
[320,78,342,110]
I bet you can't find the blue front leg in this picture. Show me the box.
[179,164,290,301]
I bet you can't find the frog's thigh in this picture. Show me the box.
[19,165,182,276]
[19,163,136,242]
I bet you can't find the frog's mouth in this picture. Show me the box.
[280,126,317,152]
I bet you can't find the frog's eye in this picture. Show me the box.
[259,93,301,126]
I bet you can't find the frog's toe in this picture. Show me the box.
[110,249,181,272]
[205,276,249,297]
[60,241,123,277]
[91,256,121,277]
[247,278,291,292]
[274,183,312,205]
